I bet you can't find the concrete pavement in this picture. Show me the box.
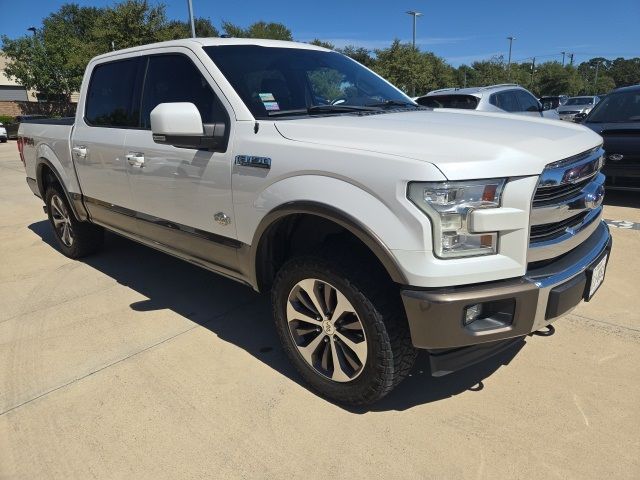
[0,140,638,479]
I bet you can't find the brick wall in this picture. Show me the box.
[0,101,22,116]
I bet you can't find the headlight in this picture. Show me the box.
[408,179,506,258]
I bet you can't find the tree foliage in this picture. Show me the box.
[222,21,292,40]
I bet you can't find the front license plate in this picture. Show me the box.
[586,254,608,300]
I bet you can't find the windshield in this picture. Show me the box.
[417,94,479,109]
[565,97,593,106]
[204,45,414,119]
[587,90,640,123]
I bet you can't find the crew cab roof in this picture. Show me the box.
[92,37,330,62]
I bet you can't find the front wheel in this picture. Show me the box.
[272,256,416,405]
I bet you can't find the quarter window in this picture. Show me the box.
[85,58,141,127]
[490,91,520,112]
[515,90,541,112]
[140,54,227,129]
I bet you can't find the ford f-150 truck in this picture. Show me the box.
[19,38,611,405]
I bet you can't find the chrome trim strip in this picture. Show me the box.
[536,147,604,188]
[530,173,606,226]
[527,207,602,262]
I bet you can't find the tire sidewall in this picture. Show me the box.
[272,257,393,402]
[45,188,79,257]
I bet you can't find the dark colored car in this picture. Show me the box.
[583,85,640,190]
[4,114,48,139]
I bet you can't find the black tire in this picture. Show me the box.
[272,255,417,406]
[45,186,104,258]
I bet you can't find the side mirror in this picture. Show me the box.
[150,102,227,151]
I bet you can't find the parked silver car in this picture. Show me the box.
[415,84,560,120]
[558,96,601,121]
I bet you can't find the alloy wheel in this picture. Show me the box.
[50,194,74,247]
[286,278,367,382]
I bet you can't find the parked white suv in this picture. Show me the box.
[416,84,560,119]
[18,39,610,405]
[0,123,7,142]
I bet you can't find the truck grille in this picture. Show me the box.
[528,147,605,263]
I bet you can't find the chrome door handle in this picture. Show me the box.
[72,146,87,158]
[126,152,145,168]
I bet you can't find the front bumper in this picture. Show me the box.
[401,221,611,353]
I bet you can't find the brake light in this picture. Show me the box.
[17,137,25,165]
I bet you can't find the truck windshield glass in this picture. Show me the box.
[204,45,413,119]
[587,91,640,123]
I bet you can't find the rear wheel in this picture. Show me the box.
[272,256,416,405]
[45,186,104,258]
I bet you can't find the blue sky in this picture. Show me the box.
[1,0,638,66]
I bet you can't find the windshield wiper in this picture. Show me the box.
[365,100,420,108]
[267,105,380,117]
[307,104,381,114]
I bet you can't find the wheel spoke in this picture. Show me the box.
[297,332,325,364]
[330,338,351,381]
[298,279,327,317]
[286,302,322,326]
[330,290,354,324]
[335,331,367,364]
[52,216,65,226]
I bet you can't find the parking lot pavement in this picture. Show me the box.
[0,140,638,479]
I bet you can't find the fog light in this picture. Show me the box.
[464,303,483,325]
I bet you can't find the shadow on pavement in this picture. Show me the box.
[29,219,524,413]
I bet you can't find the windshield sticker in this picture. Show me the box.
[259,93,276,102]
[263,101,280,111]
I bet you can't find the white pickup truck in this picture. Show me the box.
[19,38,611,405]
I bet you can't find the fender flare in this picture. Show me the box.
[35,158,89,221]
[249,200,409,287]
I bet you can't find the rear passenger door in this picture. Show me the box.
[490,90,521,114]
[123,49,238,265]
[73,56,143,227]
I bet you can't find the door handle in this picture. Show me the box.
[72,146,87,158]
[126,152,145,168]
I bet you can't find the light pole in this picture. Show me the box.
[187,0,196,38]
[506,36,516,79]
[406,10,423,49]
[594,61,600,94]
[568,53,574,66]
[561,51,566,66]
[27,26,37,37]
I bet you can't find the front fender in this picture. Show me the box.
[241,175,433,285]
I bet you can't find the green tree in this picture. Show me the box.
[222,21,292,40]
[608,57,640,87]
[338,46,376,69]
[373,40,434,95]
[533,63,584,96]
[309,39,335,50]
[160,18,219,40]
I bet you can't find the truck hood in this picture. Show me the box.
[274,109,602,180]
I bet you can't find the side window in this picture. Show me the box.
[491,91,520,112]
[141,54,227,129]
[515,90,541,112]
[85,58,141,127]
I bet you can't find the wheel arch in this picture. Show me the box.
[36,158,89,221]
[249,201,409,292]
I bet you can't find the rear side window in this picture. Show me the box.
[85,58,141,127]
[140,54,227,129]
[515,90,540,112]
[490,91,520,112]
[417,94,479,109]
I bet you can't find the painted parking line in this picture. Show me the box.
[605,219,640,231]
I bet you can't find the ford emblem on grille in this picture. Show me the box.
[585,185,605,210]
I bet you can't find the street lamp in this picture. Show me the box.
[186,0,196,38]
[561,51,566,66]
[406,10,423,49]
[506,36,516,79]
[27,26,37,37]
